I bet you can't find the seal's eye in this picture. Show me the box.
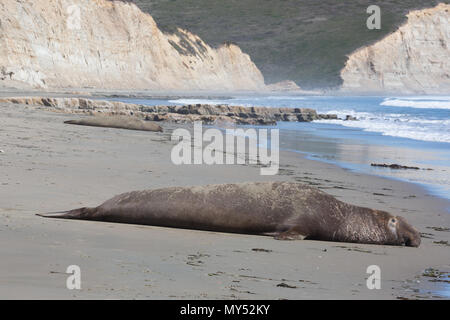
[388,218,398,234]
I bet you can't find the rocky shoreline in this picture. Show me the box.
[0,97,340,125]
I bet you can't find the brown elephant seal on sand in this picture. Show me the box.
[37,182,421,247]
[64,116,163,132]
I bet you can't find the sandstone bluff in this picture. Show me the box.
[341,3,450,94]
[0,0,265,91]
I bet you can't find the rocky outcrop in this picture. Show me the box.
[0,0,265,91]
[0,97,336,125]
[266,81,302,92]
[340,3,450,94]
[371,163,421,170]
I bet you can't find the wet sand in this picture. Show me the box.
[0,99,449,299]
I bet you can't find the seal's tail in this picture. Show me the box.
[36,207,91,219]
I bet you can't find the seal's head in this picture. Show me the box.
[387,216,421,247]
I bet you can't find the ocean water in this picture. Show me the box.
[168,96,450,143]
[114,95,450,201]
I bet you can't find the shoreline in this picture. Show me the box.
[1,91,448,206]
[2,93,449,201]
[1,96,449,299]
[3,86,450,99]
[299,150,450,204]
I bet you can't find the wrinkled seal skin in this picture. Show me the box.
[64,116,163,132]
[37,182,421,247]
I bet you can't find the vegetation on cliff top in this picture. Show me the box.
[125,0,447,89]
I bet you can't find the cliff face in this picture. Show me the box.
[340,3,450,94]
[0,0,265,91]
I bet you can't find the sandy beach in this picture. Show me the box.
[1,96,449,300]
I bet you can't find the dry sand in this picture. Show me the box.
[0,99,449,300]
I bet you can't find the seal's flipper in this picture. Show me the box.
[274,230,307,241]
[36,207,91,219]
[36,211,71,218]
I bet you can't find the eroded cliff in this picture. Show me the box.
[0,0,265,91]
[340,3,450,94]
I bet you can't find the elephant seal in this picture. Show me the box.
[37,182,421,247]
[64,116,163,132]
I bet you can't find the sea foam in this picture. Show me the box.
[381,98,450,109]
[316,111,450,143]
